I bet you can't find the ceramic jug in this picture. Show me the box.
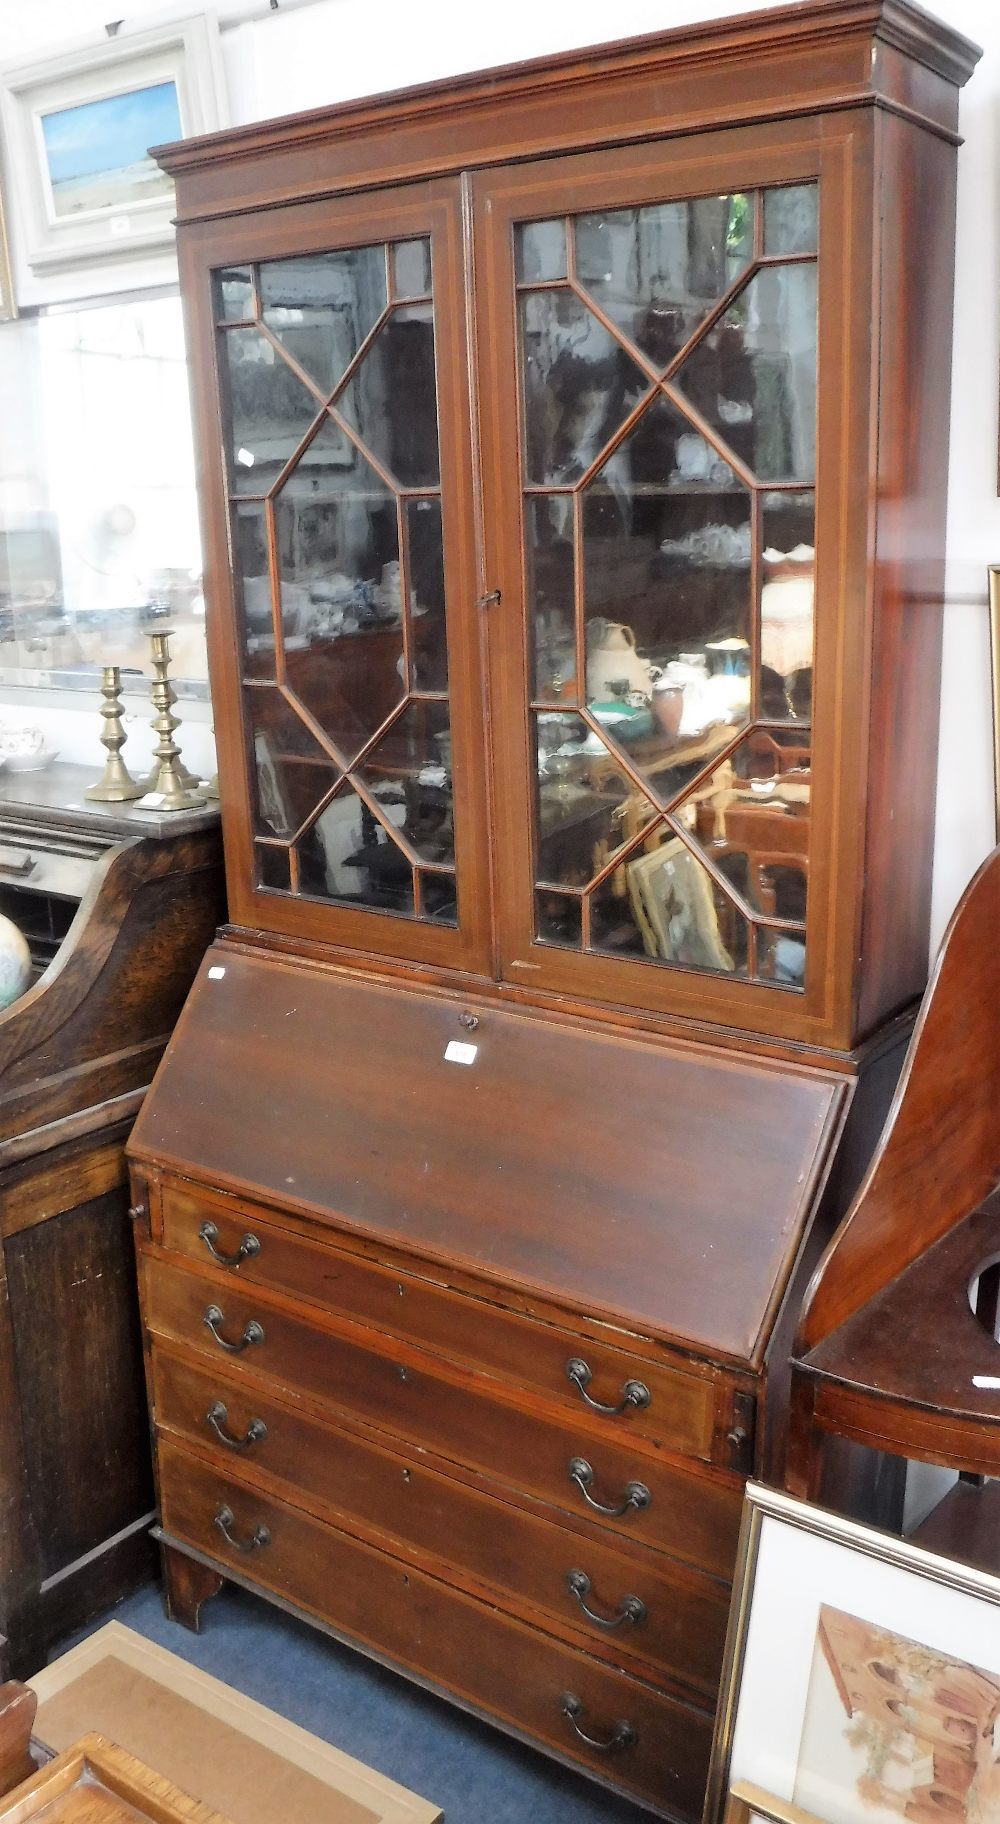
[585,619,654,702]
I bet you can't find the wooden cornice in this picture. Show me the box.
[154,0,981,183]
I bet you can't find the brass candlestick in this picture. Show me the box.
[85,667,143,802]
[138,632,205,812]
[140,628,201,791]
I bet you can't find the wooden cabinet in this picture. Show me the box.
[128,4,979,1816]
[0,767,223,1678]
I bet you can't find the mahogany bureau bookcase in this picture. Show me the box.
[126,4,979,1814]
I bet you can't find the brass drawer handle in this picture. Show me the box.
[214,1504,271,1554]
[199,1220,261,1268]
[566,1358,650,1417]
[568,1457,650,1518]
[206,1401,267,1452]
[560,1692,637,1754]
[203,1304,264,1354]
[566,1570,646,1630]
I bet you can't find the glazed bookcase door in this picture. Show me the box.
[182,180,492,972]
[473,123,870,1043]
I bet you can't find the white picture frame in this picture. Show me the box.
[0,15,226,276]
[706,1483,1000,1824]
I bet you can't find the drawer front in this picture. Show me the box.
[152,1348,729,1697]
[159,1182,716,1460]
[142,1254,743,1577]
[158,1438,715,1820]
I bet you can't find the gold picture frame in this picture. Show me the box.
[0,169,16,320]
[706,1482,1000,1824]
[989,566,1000,844]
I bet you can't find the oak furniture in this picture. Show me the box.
[0,766,223,1677]
[786,844,1000,1541]
[128,5,979,1816]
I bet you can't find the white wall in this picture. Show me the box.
[1,0,998,942]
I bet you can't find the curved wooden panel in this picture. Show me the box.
[798,844,1000,1350]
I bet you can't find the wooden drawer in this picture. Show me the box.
[158,1437,715,1820]
[141,1253,743,1577]
[152,1346,730,1698]
[158,1181,717,1461]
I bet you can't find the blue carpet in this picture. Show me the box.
[63,1579,657,1822]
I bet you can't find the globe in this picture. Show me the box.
[0,914,31,1010]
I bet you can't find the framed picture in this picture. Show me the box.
[627,833,735,971]
[706,1482,1000,1824]
[0,17,226,275]
[0,169,14,319]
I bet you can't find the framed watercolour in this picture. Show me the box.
[707,1483,1000,1824]
[0,17,226,274]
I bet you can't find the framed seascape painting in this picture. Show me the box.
[706,1483,1000,1824]
[0,17,226,274]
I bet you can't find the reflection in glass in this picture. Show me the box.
[536,889,582,946]
[273,422,404,758]
[257,843,291,891]
[520,290,649,485]
[515,220,567,284]
[407,498,448,691]
[393,239,432,300]
[758,924,807,986]
[233,502,273,679]
[422,871,458,925]
[244,686,340,837]
[217,266,254,320]
[575,194,752,367]
[299,777,415,913]
[358,701,455,865]
[761,492,815,718]
[527,496,576,702]
[763,184,818,256]
[222,327,322,494]
[259,247,387,396]
[672,263,818,481]
[679,729,810,922]
[338,306,440,487]
[535,709,659,889]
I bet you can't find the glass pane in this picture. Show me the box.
[763,184,818,256]
[217,266,253,320]
[527,496,577,702]
[758,925,807,987]
[245,687,340,838]
[515,220,567,284]
[761,492,815,718]
[536,889,582,947]
[260,247,387,396]
[421,870,458,926]
[256,844,291,891]
[581,395,752,793]
[407,498,448,692]
[603,830,746,973]
[222,326,322,494]
[535,710,660,888]
[574,194,752,367]
[338,305,440,487]
[675,729,810,920]
[298,778,415,913]
[233,502,274,679]
[273,423,404,760]
[393,239,432,300]
[357,701,454,865]
[520,290,649,485]
[673,263,818,482]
